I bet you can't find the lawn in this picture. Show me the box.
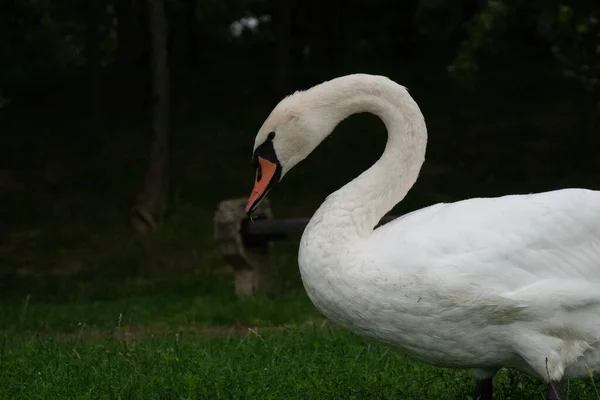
[1,292,599,399]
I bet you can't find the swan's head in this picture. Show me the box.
[245,90,334,214]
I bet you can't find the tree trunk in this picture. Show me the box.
[87,0,103,118]
[131,0,170,233]
[275,0,292,96]
[115,0,138,113]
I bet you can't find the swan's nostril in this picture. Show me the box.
[256,164,263,182]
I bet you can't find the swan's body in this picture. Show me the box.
[245,74,600,398]
[302,189,600,380]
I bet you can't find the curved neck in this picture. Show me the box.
[305,75,428,240]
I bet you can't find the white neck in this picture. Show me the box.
[301,75,428,245]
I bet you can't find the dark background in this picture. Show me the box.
[1,0,599,299]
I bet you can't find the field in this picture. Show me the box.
[1,292,599,399]
[1,60,600,398]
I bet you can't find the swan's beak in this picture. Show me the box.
[246,156,279,215]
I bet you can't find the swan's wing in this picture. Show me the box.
[368,188,600,331]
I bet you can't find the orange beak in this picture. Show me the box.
[245,156,279,214]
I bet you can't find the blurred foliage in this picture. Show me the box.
[551,3,599,95]
[0,0,598,103]
[0,0,116,87]
[414,0,466,43]
[448,1,510,80]
[1,0,599,295]
[446,0,599,98]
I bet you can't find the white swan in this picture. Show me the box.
[244,74,600,400]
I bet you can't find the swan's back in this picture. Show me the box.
[373,188,600,274]
[366,188,600,328]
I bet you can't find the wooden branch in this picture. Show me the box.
[242,215,400,240]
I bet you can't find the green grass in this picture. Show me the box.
[0,291,598,399]
[0,289,322,334]
[1,325,598,399]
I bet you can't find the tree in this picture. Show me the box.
[131,0,170,233]
[86,0,103,119]
[115,0,141,114]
